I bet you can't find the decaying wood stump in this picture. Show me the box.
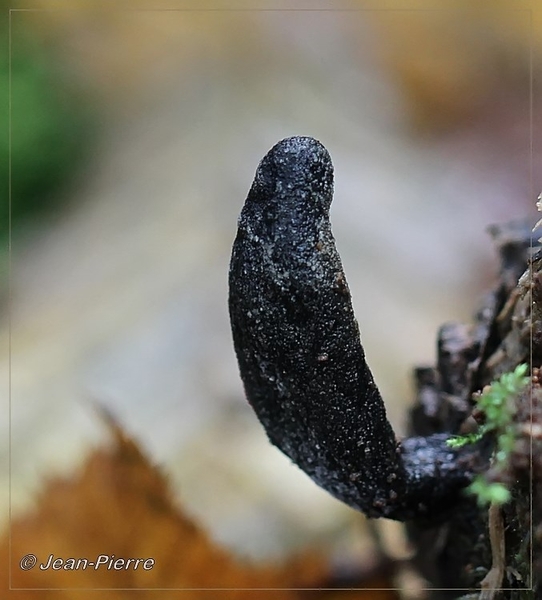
[407,220,541,598]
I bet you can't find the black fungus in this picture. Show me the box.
[229,136,477,521]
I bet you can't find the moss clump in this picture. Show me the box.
[447,363,530,505]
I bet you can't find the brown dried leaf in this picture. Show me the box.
[0,410,398,599]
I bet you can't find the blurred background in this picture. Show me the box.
[2,0,541,577]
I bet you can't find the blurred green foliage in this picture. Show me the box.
[1,11,94,242]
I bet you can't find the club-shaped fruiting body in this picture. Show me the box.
[229,136,476,520]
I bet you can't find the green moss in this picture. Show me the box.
[446,363,529,506]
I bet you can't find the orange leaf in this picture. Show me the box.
[0,410,398,599]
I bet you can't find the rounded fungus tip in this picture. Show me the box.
[253,136,334,212]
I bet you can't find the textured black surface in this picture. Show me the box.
[229,136,476,520]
